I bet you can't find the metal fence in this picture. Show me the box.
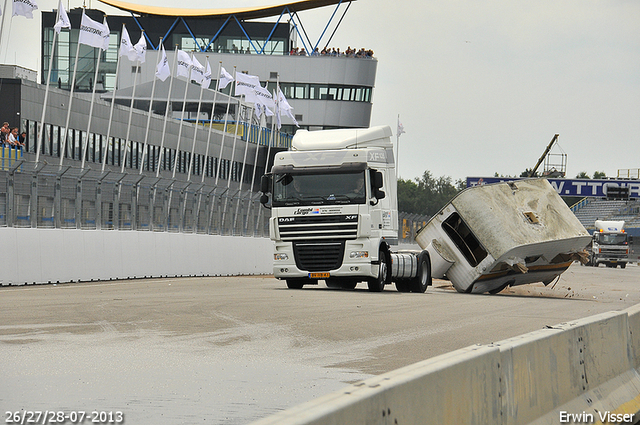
[1,157,433,242]
[0,159,270,237]
[398,212,431,244]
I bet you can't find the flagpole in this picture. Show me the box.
[101,24,125,173]
[59,9,84,169]
[0,0,9,42]
[1,0,15,63]
[247,76,278,233]
[221,83,243,233]
[396,114,400,181]
[233,101,256,232]
[254,112,277,236]
[172,52,193,179]
[201,61,222,184]
[156,45,179,177]
[35,4,62,166]
[139,37,163,175]
[81,15,107,170]
[186,55,208,181]
[245,103,265,232]
[214,66,236,187]
[121,30,144,174]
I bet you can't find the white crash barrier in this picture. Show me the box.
[251,306,640,425]
[0,227,273,285]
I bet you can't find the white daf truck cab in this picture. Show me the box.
[260,126,431,292]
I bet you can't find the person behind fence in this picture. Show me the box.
[0,122,9,146]
[8,127,21,148]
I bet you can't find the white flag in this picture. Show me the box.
[256,102,274,119]
[190,56,205,85]
[133,33,146,63]
[13,0,38,19]
[248,83,275,119]
[78,11,108,50]
[176,50,192,78]
[277,87,298,128]
[219,67,233,90]
[202,61,212,88]
[235,72,260,97]
[397,120,406,136]
[156,44,170,82]
[53,0,70,34]
[119,26,137,61]
[101,17,110,52]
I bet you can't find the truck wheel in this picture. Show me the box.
[409,252,431,293]
[286,279,306,289]
[368,250,387,292]
[621,263,627,269]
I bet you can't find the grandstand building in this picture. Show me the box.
[1,0,391,239]
[1,0,374,182]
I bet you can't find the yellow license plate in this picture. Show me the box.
[309,272,330,279]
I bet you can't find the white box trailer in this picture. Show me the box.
[415,179,592,294]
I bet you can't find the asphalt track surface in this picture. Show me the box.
[2,264,640,424]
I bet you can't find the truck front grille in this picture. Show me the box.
[278,214,358,241]
[293,241,345,272]
[599,248,627,259]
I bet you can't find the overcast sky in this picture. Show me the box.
[2,0,639,182]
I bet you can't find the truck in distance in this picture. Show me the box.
[590,220,630,268]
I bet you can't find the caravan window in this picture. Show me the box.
[442,213,487,267]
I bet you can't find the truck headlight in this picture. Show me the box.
[274,253,289,261]
[350,251,369,259]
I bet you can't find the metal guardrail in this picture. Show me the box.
[399,212,431,244]
[1,157,430,241]
[0,160,270,237]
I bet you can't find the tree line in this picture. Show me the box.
[398,170,608,216]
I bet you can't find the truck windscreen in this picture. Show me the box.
[594,233,628,245]
[272,171,366,206]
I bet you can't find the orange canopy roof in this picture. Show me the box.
[97,0,351,19]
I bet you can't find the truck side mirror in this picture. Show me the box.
[261,175,271,193]
[372,171,385,200]
[260,175,272,209]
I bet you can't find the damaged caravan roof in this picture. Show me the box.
[416,178,591,294]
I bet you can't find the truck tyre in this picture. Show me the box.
[368,249,387,292]
[621,263,627,269]
[409,252,431,293]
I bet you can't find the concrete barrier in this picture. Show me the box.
[251,307,640,425]
[0,227,273,285]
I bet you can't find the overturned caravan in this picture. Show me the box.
[415,179,591,294]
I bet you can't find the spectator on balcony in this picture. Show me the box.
[8,127,21,148]
[1,122,11,146]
